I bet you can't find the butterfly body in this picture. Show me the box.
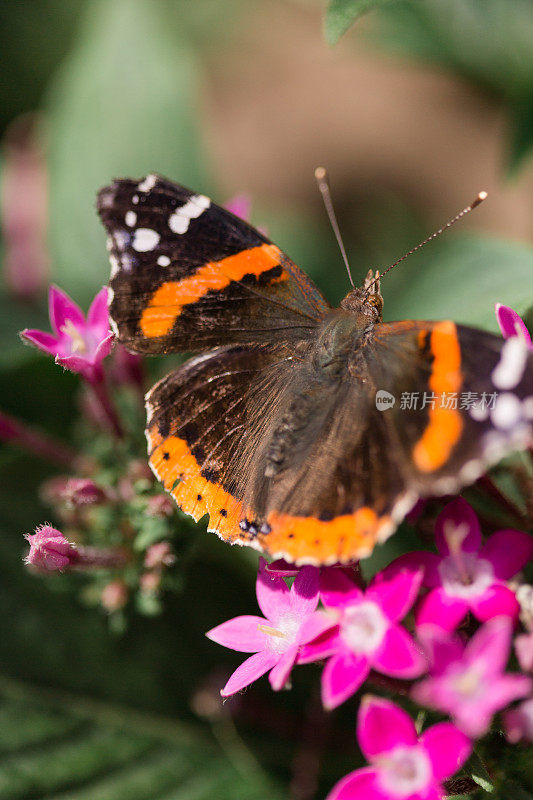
[98,175,533,565]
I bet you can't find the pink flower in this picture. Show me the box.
[225,194,252,221]
[144,541,175,568]
[326,695,471,800]
[206,559,330,696]
[504,697,533,743]
[301,564,426,709]
[413,617,532,738]
[397,498,532,631]
[24,525,78,571]
[21,285,113,381]
[515,631,533,672]
[495,304,532,350]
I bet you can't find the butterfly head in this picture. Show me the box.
[340,269,383,322]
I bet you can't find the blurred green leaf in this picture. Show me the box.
[508,98,533,174]
[382,234,533,331]
[470,750,495,793]
[373,0,533,170]
[0,291,50,369]
[0,676,282,800]
[325,0,395,44]
[46,0,211,302]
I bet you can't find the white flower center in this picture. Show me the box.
[260,612,302,656]
[340,601,388,654]
[378,745,433,798]
[439,553,494,599]
[61,319,88,354]
[450,663,484,701]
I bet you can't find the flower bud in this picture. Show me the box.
[101,580,128,611]
[24,525,78,571]
[144,541,175,569]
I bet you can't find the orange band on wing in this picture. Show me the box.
[140,244,287,338]
[147,428,244,540]
[413,321,463,473]
[263,507,392,564]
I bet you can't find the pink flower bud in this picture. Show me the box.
[101,580,128,611]
[144,541,175,568]
[145,495,174,518]
[24,525,78,571]
[60,478,109,507]
[140,571,161,594]
[504,698,533,743]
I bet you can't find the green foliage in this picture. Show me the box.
[373,0,533,170]
[324,0,396,44]
[45,0,211,303]
[0,677,282,800]
[382,234,533,331]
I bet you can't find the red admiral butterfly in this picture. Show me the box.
[98,174,533,565]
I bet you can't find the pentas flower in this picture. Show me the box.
[300,564,426,709]
[495,303,532,350]
[413,617,532,738]
[504,697,533,743]
[327,695,471,800]
[206,559,329,696]
[515,630,533,672]
[21,285,113,381]
[397,498,533,631]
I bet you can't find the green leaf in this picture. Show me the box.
[470,749,495,793]
[325,0,395,44]
[508,98,533,174]
[0,676,282,800]
[45,0,210,303]
[382,234,533,331]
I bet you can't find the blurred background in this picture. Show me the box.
[0,1,532,798]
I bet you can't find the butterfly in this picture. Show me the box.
[98,174,533,565]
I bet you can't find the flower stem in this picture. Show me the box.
[0,410,86,470]
[86,369,123,438]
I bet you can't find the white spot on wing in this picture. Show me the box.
[132,228,160,252]
[125,210,137,227]
[492,337,528,389]
[157,255,171,267]
[169,194,211,235]
[138,174,157,193]
[491,392,523,429]
[109,255,119,278]
[132,194,139,204]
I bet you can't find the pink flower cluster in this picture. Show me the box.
[207,496,533,799]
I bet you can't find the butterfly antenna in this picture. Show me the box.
[315,167,355,288]
[365,191,488,294]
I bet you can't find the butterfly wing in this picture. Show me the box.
[240,320,533,564]
[98,174,329,353]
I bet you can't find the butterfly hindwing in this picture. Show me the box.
[98,175,329,354]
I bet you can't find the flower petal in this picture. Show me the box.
[256,557,289,621]
[387,551,442,588]
[93,332,114,363]
[495,303,532,348]
[367,563,424,622]
[416,625,463,675]
[480,530,533,581]
[320,567,362,609]
[420,722,472,781]
[48,284,85,335]
[435,497,481,555]
[290,565,320,617]
[220,650,278,696]
[224,194,252,222]
[269,643,298,690]
[206,615,269,653]
[469,584,519,624]
[326,768,385,800]
[416,587,468,631]
[298,627,340,665]
[321,650,370,709]
[357,695,417,759]
[465,616,512,675]
[87,287,111,332]
[298,610,337,647]
[372,624,427,678]
[20,328,60,355]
